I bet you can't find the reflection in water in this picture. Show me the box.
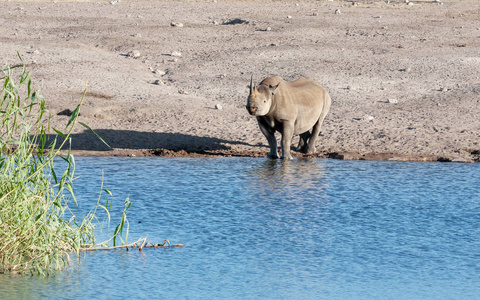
[247,158,329,201]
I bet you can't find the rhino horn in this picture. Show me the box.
[250,74,254,94]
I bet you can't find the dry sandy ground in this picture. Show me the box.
[1,0,480,161]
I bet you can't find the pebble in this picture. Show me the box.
[170,22,184,27]
[215,103,223,110]
[170,51,182,57]
[312,12,318,16]
[127,50,141,58]
[387,98,398,104]
[335,9,341,14]
[287,15,292,19]
[153,80,164,85]
[362,115,374,121]
[266,27,272,31]
[154,69,166,76]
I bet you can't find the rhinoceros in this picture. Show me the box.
[246,76,331,159]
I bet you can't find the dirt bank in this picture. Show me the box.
[2,0,479,162]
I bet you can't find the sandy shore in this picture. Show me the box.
[2,0,479,162]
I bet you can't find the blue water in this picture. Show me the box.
[1,157,479,299]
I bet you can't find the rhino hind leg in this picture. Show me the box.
[297,131,312,153]
[306,115,327,155]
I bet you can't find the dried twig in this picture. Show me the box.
[80,238,184,251]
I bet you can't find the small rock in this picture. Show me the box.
[154,69,166,76]
[312,12,318,16]
[407,2,414,5]
[170,51,182,57]
[212,20,219,25]
[170,22,184,27]
[266,27,272,31]
[362,115,374,121]
[109,0,118,5]
[178,90,189,95]
[215,103,223,110]
[387,98,398,104]
[153,80,164,85]
[335,9,341,14]
[287,15,292,19]
[33,49,40,55]
[127,50,141,58]
[128,154,136,157]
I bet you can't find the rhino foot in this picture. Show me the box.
[267,153,279,159]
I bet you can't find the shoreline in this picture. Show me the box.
[63,148,478,163]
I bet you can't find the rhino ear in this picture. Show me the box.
[269,83,280,95]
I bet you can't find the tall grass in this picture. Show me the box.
[0,55,129,275]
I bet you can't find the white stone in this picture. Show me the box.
[362,115,374,121]
[335,9,341,14]
[215,104,223,110]
[387,98,398,104]
[127,50,141,58]
[171,51,182,57]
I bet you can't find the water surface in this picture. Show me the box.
[1,157,479,299]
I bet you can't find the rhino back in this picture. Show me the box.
[279,78,328,133]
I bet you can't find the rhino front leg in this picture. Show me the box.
[257,118,279,159]
[281,121,294,160]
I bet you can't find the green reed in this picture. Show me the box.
[0,55,129,275]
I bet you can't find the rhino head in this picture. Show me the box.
[246,76,279,116]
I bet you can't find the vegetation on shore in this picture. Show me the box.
[0,55,129,275]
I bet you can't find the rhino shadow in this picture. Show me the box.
[42,129,252,152]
